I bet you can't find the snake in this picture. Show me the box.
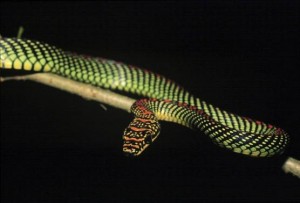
[0,37,290,157]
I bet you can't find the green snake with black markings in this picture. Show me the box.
[0,37,290,157]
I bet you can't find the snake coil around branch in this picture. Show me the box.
[0,36,298,178]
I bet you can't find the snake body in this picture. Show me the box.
[0,38,289,157]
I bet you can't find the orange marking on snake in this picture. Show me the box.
[123,143,140,149]
[143,110,153,115]
[197,109,204,114]
[275,128,283,135]
[177,102,186,107]
[124,136,144,142]
[189,106,197,111]
[135,118,152,123]
[137,106,153,115]
[256,121,262,125]
[129,126,148,132]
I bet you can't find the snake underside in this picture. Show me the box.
[0,37,290,157]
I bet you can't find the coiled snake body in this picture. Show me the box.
[0,38,289,157]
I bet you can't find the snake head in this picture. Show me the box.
[122,118,160,157]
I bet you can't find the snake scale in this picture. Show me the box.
[0,37,290,157]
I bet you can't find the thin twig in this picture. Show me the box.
[17,26,24,39]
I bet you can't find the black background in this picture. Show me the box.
[1,1,299,202]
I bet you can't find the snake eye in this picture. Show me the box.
[144,133,153,144]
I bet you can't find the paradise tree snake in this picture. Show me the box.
[0,37,290,157]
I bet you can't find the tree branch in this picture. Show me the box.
[282,157,300,178]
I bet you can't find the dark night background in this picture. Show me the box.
[1,1,299,202]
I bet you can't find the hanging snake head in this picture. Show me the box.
[122,117,161,156]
